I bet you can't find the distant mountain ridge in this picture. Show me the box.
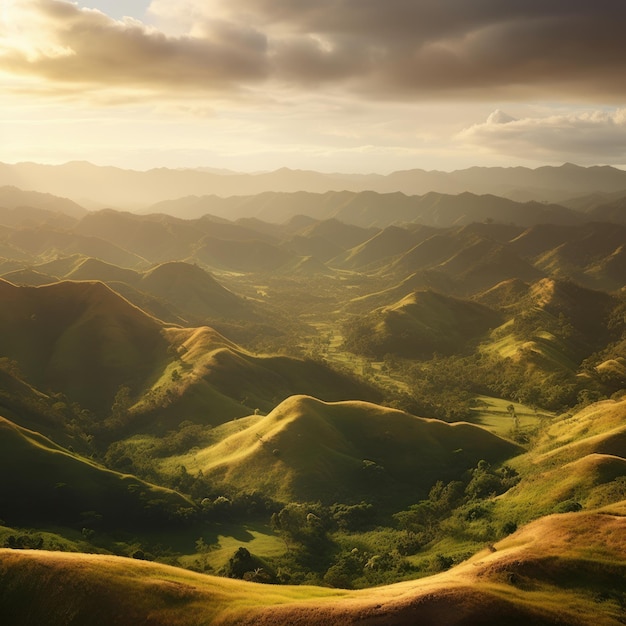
[2,161,626,209]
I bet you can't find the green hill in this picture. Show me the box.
[166,395,520,505]
[512,222,626,290]
[345,290,501,359]
[332,225,429,271]
[0,415,192,528]
[135,330,380,432]
[436,239,544,295]
[140,261,251,321]
[1,503,624,625]
[0,279,169,413]
[389,232,463,275]
[475,278,531,309]
[495,398,626,524]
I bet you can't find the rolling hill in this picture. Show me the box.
[164,395,520,505]
[495,398,626,523]
[139,261,252,321]
[0,280,379,431]
[0,415,192,528]
[0,279,170,413]
[345,290,502,359]
[1,502,624,625]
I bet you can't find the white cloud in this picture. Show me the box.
[459,108,626,163]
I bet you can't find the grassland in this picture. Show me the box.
[2,504,625,625]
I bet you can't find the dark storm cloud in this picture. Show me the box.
[4,0,626,99]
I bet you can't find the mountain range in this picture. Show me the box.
[2,161,626,210]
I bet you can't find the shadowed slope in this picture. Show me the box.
[0,415,192,528]
[140,261,251,321]
[1,268,57,286]
[345,289,502,359]
[0,279,169,413]
[65,257,141,284]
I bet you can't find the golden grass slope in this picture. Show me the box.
[497,398,626,522]
[166,395,520,504]
[1,504,625,625]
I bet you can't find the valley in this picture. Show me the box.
[1,166,626,624]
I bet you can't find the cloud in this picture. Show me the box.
[459,108,626,163]
[2,0,626,101]
[0,0,269,95]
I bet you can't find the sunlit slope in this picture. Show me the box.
[0,280,378,430]
[139,329,380,431]
[0,279,169,412]
[497,398,626,522]
[2,504,625,625]
[0,415,192,528]
[331,225,429,271]
[475,277,531,309]
[482,278,618,368]
[436,238,544,295]
[171,395,520,504]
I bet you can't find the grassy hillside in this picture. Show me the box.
[134,329,380,432]
[140,261,251,321]
[163,395,520,505]
[495,398,626,524]
[332,225,430,271]
[0,415,192,528]
[344,289,501,359]
[1,503,624,625]
[0,279,170,413]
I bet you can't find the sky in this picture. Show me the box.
[1,0,626,173]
